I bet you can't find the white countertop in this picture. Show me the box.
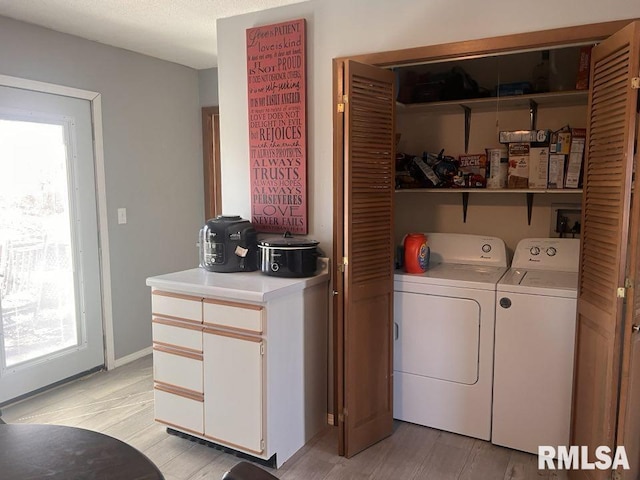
[146,267,330,303]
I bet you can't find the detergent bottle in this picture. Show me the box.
[403,233,429,273]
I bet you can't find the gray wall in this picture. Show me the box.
[198,67,219,107]
[0,16,204,360]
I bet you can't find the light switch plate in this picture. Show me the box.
[117,208,127,225]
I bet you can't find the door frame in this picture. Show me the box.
[202,106,222,220]
[332,17,637,454]
[0,74,114,369]
[337,20,633,66]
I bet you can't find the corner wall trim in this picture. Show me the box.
[113,347,153,369]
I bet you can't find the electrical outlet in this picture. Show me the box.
[117,208,127,225]
[550,203,580,238]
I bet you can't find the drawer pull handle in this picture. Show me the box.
[153,345,203,361]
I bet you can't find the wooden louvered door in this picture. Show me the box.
[571,21,640,480]
[615,22,640,480]
[333,59,395,457]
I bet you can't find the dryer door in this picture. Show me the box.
[394,291,480,385]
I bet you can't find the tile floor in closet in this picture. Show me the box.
[1,356,567,480]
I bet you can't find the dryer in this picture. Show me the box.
[492,237,580,454]
[393,233,508,441]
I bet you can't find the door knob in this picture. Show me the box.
[632,324,640,333]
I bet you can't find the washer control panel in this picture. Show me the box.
[512,238,580,272]
[423,232,508,267]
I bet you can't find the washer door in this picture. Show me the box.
[394,291,480,385]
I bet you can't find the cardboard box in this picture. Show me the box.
[529,146,550,189]
[458,154,487,188]
[508,143,530,189]
[551,130,572,155]
[548,154,566,189]
[486,148,508,189]
[576,46,593,90]
[565,128,586,188]
[499,129,550,144]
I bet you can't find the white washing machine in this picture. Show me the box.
[492,237,580,454]
[393,233,508,441]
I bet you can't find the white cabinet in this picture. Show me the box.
[147,268,329,468]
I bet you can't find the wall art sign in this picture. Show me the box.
[246,18,307,234]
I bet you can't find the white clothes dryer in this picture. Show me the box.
[492,237,580,454]
[393,233,508,441]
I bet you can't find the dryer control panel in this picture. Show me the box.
[511,238,580,272]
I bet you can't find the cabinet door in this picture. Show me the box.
[203,329,263,454]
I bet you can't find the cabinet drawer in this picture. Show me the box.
[153,347,203,393]
[203,299,263,333]
[152,291,202,323]
[154,387,204,434]
[152,318,202,352]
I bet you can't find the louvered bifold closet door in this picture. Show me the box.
[571,21,640,480]
[614,21,640,480]
[342,60,395,458]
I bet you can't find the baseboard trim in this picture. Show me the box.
[112,346,153,369]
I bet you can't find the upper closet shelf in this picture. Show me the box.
[395,188,583,194]
[396,90,589,114]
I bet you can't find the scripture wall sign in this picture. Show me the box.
[246,18,307,234]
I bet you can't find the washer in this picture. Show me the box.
[393,233,508,441]
[492,237,580,454]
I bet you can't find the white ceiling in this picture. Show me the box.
[0,0,305,69]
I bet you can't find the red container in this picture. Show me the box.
[403,233,429,273]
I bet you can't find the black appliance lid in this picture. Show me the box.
[211,215,242,222]
[259,231,319,248]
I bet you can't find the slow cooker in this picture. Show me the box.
[258,232,321,277]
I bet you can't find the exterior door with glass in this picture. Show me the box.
[0,85,104,403]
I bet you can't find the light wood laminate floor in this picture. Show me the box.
[2,356,566,480]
